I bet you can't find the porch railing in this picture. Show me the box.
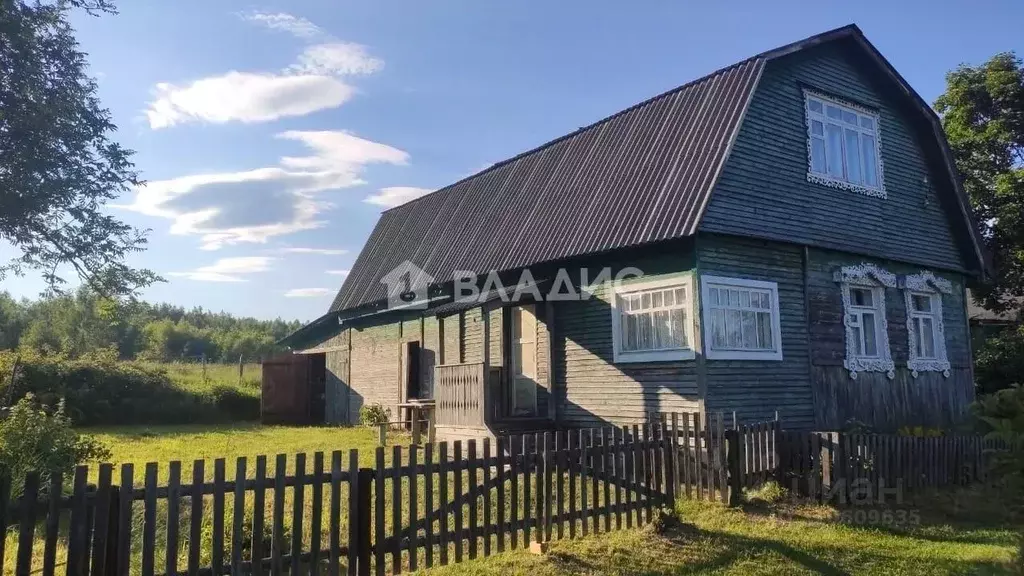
[435,362,487,428]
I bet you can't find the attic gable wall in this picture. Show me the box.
[699,41,966,272]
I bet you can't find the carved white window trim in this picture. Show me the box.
[901,271,952,378]
[834,264,895,379]
[804,90,886,198]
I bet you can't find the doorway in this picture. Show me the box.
[510,304,538,417]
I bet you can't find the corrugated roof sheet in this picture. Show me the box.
[331,57,765,312]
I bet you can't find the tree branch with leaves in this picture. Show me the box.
[935,52,1024,316]
[0,0,160,297]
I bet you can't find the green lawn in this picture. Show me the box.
[421,491,1019,575]
[85,422,396,482]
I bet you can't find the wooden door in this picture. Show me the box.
[510,304,538,416]
[261,354,311,424]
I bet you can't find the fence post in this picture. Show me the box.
[726,430,742,506]
[412,412,422,445]
[357,469,373,576]
[378,423,387,447]
[104,486,121,576]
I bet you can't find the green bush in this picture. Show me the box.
[971,385,1024,566]
[0,395,111,496]
[210,385,261,421]
[0,350,260,426]
[974,325,1024,395]
[359,403,391,427]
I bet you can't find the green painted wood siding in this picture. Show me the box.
[701,43,966,272]
[806,248,974,430]
[697,235,815,429]
[552,251,701,427]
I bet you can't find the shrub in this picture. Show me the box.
[0,350,260,426]
[0,395,111,496]
[974,326,1024,395]
[210,385,261,421]
[971,385,1024,565]
[359,403,391,427]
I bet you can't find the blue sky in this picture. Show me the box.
[4,0,1022,322]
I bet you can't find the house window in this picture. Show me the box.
[835,264,896,379]
[611,275,695,363]
[902,271,952,378]
[845,286,885,358]
[701,276,783,361]
[805,91,885,197]
[908,293,939,358]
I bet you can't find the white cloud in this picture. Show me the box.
[364,186,433,208]
[285,288,333,298]
[281,248,349,255]
[291,43,383,76]
[146,72,353,129]
[243,11,324,39]
[326,269,350,276]
[117,130,408,250]
[168,256,274,282]
[146,14,383,129]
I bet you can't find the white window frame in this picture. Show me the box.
[835,264,895,379]
[700,276,783,361]
[902,271,952,378]
[610,275,695,363]
[804,90,886,198]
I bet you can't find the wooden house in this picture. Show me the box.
[279,25,988,438]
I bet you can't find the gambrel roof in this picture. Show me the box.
[328,24,987,316]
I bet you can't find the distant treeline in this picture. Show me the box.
[0,289,303,363]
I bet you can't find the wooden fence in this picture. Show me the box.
[2,417,731,576]
[0,413,1005,575]
[777,431,1004,502]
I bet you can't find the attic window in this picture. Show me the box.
[805,91,886,198]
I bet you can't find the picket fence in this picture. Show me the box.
[0,412,1004,576]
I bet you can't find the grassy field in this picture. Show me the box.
[421,492,1020,575]
[140,361,262,398]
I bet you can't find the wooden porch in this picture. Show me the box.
[433,361,550,441]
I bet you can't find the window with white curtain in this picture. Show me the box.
[611,275,694,363]
[701,276,783,361]
[805,91,884,196]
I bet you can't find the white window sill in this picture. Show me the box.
[706,348,783,361]
[614,348,696,364]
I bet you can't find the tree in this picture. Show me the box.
[0,0,159,297]
[934,52,1024,315]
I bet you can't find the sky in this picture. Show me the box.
[3,0,1022,322]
